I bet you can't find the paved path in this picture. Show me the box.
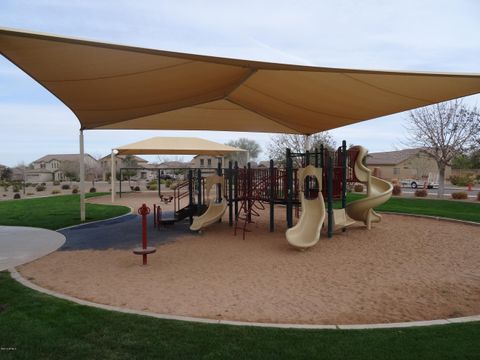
[0,226,65,271]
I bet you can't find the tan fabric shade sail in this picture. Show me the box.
[115,136,246,156]
[1,27,480,135]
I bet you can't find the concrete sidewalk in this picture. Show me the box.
[0,226,65,271]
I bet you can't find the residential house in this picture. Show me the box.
[365,148,451,181]
[26,154,99,182]
[190,155,223,170]
[99,154,149,180]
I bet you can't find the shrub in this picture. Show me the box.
[148,184,158,191]
[51,189,61,194]
[353,184,364,192]
[41,182,46,186]
[72,188,79,194]
[35,185,46,192]
[25,182,32,188]
[13,193,21,199]
[477,192,480,201]
[61,184,70,190]
[414,189,428,197]
[392,184,402,196]
[89,187,96,193]
[134,186,140,191]
[12,185,20,193]
[165,179,173,188]
[53,180,61,185]
[169,183,177,190]
[450,174,476,187]
[451,192,468,200]
[26,192,34,196]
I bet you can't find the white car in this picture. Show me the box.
[400,178,439,189]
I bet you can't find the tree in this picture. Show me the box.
[123,155,138,186]
[267,132,336,167]
[59,160,80,181]
[0,167,12,181]
[224,138,261,166]
[405,99,480,197]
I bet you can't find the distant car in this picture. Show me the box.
[159,174,173,180]
[400,179,438,189]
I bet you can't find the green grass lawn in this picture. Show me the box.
[0,193,479,359]
[343,193,480,223]
[0,193,130,230]
[0,272,479,360]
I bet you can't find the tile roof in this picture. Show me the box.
[366,148,423,166]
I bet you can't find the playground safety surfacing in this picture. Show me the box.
[15,202,480,327]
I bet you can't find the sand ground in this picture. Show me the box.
[18,203,480,325]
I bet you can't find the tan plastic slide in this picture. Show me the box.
[286,165,326,250]
[190,175,227,231]
[346,146,393,229]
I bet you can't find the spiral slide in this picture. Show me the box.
[286,166,326,250]
[190,175,227,231]
[346,146,393,229]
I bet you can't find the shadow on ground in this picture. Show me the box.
[59,213,196,250]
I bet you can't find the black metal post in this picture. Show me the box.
[157,169,161,198]
[269,159,275,232]
[217,161,222,202]
[314,147,319,168]
[305,150,310,197]
[228,161,233,226]
[327,155,334,238]
[119,168,122,198]
[234,161,239,219]
[320,144,324,168]
[286,148,293,228]
[188,169,194,224]
[197,168,202,215]
[342,140,347,209]
[247,162,252,223]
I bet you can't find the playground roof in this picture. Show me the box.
[1,27,480,135]
[115,137,246,156]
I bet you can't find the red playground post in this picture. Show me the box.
[133,203,156,265]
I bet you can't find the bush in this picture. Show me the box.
[169,182,177,190]
[134,186,140,191]
[25,182,32,188]
[450,174,476,187]
[392,184,402,196]
[89,187,96,193]
[353,184,364,192]
[26,192,34,196]
[13,193,21,199]
[72,188,79,194]
[148,184,158,191]
[165,179,173,188]
[53,180,61,185]
[477,192,480,201]
[35,185,46,192]
[61,184,70,190]
[414,189,428,197]
[451,192,468,200]
[41,182,46,186]
[12,185,20,193]
[51,189,61,194]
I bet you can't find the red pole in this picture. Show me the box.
[137,203,151,265]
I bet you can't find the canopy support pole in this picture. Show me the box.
[111,150,116,203]
[79,129,85,222]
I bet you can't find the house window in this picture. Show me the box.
[40,163,45,169]
[393,168,400,175]
[207,158,212,167]
[200,159,204,167]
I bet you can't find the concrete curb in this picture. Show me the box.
[8,268,480,330]
[378,211,480,226]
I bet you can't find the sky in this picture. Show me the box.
[1,0,479,167]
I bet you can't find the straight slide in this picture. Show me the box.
[286,166,326,250]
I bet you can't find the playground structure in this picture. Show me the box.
[130,142,392,247]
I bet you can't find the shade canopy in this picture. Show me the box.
[1,27,480,135]
[115,136,246,156]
